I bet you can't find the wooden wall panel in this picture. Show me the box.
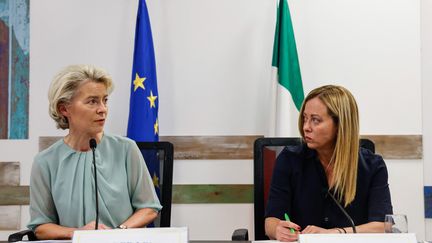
[172,184,253,203]
[0,162,20,186]
[0,185,251,205]
[39,135,423,160]
[161,136,261,160]
[0,185,29,205]
[14,135,420,205]
[0,162,21,230]
[362,135,422,159]
[39,136,61,152]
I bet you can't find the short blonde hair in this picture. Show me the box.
[298,85,360,206]
[48,64,114,129]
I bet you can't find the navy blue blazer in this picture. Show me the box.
[265,144,393,230]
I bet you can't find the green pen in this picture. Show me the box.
[284,213,295,233]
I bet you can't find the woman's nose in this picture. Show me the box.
[97,103,107,113]
[303,120,311,132]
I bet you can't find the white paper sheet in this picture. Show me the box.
[72,227,188,243]
[16,241,71,243]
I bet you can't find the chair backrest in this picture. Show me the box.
[253,137,375,240]
[136,141,174,227]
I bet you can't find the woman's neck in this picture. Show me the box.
[317,146,335,187]
[64,131,103,151]
[317,147,334,167]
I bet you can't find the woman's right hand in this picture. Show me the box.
[35,221,111,240]
[79,221,111,230]
[275,220,301,242]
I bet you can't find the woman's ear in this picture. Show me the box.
[58,103,69,117]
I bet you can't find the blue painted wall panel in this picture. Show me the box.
[0,0,29,139]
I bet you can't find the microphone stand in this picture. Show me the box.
[326,190,357,233]
[90,139,99,230]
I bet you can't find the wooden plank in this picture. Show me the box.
[0,161,21,230]
[163,135,424,160]
[0,186,29,205]
[0,185,254,205]
[39,136,61,151]
[40,136,262,160]
[172,184,253,203]
[40,135,422,160]
[0,162,20,186]
[162,136,261,160]
[0,206,20,230]
[362,135,422,159]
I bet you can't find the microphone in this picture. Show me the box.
[326,190,357,233]
[89,139,99,230]
[89,139,97,150]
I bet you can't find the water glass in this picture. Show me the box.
[384,214,408,233]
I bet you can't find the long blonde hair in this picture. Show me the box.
[298,85,359,206]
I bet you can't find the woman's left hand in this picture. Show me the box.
[301,225,337,234]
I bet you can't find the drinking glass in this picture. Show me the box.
[384,214,408,233]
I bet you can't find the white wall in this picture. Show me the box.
[422,0,432,240]
[0,0,426,240]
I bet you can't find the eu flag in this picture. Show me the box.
[127,0,160,201]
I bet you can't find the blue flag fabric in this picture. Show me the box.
[127,0,158,142]
[127,0,160,206]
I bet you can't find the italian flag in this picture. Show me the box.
[269,0,305,137]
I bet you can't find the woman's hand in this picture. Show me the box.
[302,225,339,234]
[35,221,111,240]
[275,220,301,242]
[79,221,111,230]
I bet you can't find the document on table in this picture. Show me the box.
[72,227,188,243]
[253,241,297,243]
[16,241,71,243]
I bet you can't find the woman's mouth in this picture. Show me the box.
[95,119,105,124]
